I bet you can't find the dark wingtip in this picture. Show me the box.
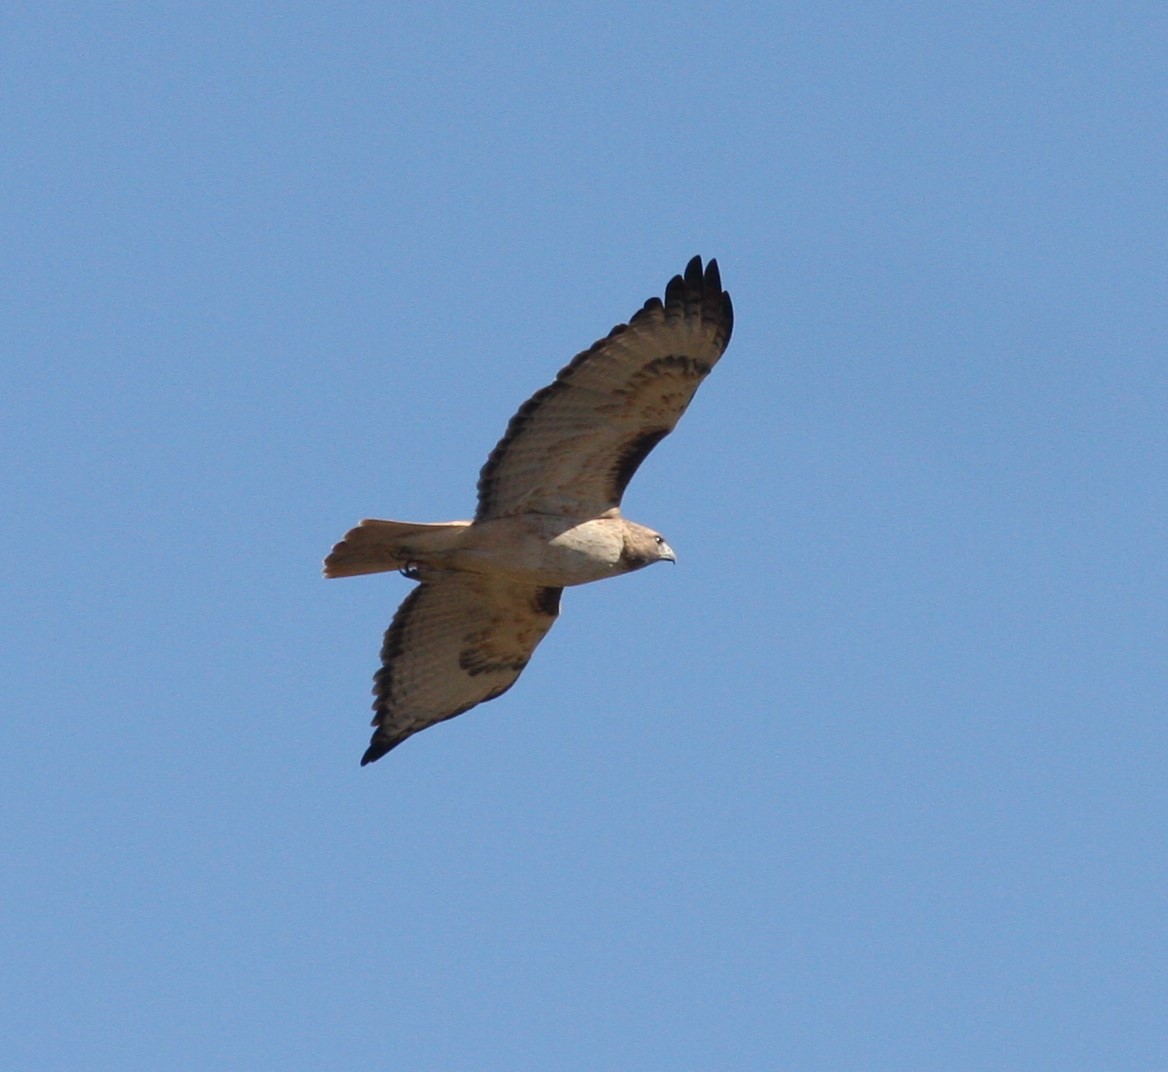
[360,733,400,766]
[679,255,733,348]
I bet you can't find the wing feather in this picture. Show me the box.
[362,572,562,764]
[475,256,733,520]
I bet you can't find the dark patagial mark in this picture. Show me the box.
[532,585,563,618]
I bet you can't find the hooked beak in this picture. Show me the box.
[658,541,676,564]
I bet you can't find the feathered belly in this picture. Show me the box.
[452,515,627,587]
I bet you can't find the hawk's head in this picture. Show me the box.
[619,523,676,571]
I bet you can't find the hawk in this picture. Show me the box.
[325,256,733,764]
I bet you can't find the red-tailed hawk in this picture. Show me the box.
[325,256,733,764]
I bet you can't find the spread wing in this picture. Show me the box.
[361,572,562,764]
[475,256,733,521]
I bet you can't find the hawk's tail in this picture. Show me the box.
[323,519,471,578]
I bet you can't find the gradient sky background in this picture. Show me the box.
[4,4,1166,1069]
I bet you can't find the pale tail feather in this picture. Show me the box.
[323,519,471,578]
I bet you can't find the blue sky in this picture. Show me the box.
[4,3,1165,1068]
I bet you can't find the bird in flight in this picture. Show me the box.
[325,256,733,764]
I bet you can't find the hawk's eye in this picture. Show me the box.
[654,535,664,544]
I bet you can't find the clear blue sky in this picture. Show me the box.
[4,4,1165,1069]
